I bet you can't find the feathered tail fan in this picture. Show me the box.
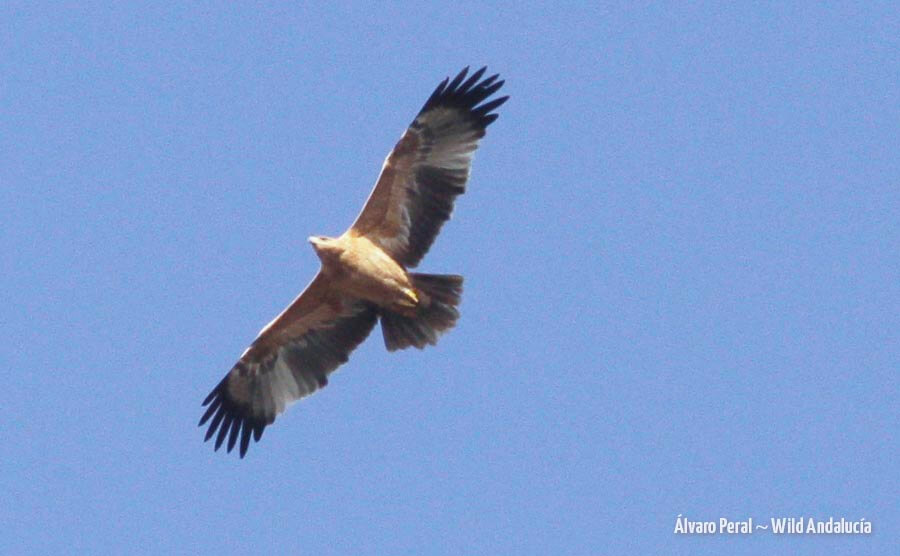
[381,273,463,351]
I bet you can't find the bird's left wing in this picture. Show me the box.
[199,273,378,457]
[348,67,508,268]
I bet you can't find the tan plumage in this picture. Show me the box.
[199,67,507,457]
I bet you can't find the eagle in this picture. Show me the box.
[199,67,508,457]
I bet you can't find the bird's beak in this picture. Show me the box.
[308,236,319,246]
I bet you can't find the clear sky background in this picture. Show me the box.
[2,3,898,555]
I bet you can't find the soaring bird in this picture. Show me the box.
[199,67,507,457]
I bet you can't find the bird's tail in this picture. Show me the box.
[380,273,463,351]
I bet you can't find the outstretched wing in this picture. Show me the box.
[199,273,378,458]
[349,66,508,268]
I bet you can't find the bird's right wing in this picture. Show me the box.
[348,67,507,268]
[199,273,378,457]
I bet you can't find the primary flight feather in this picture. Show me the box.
[199,67,508,457]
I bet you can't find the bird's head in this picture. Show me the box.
[308,235,340,261]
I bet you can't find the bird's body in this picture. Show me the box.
[309,235,418,314]
[199,67,507,457]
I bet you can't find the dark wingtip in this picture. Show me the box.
[203,406,226,441]
[239,423,253,458]
[460,67,487,92]
[417,66,508,127]
[226,416,241,453]
[200,376,268,458]
[447,66,469,90]
[202,388,217,406]
[198,397,221,426]
[214,414,233,450]
[472,95,509,127]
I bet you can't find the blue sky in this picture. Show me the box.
[2,3,898,555]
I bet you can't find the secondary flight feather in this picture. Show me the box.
[199,67,507,457]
